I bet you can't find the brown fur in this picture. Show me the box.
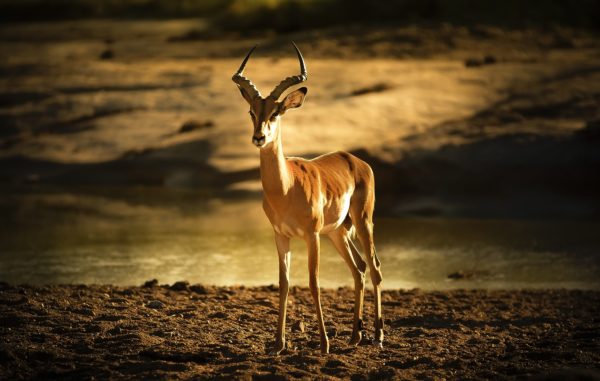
[238,86,383,355]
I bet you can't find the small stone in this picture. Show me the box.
[483,54,497,64]
[190,284,208,294]
[292,320,305,333]
[447,271,473,280]
[465,57,484,67]
[142,279,158,288]
[178,120,214,133]
[146,300,165,309]
[209,311,227,319]
[170,281,189,291]
[76,308,95,317]
[100,49,114,60]
[108,326,123,335]
[84,324,102,333]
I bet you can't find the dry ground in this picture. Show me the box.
[1,282,599,380]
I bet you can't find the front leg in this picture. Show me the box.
[272,233,291,355]
[307,233,329,354]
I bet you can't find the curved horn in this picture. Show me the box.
[232,45,262,100]
[268,41,307,100]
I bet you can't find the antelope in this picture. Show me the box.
[232,43,383,355]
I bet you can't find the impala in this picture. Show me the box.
[232,43,383,354]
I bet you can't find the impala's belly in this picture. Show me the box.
[263,198,305,238]
[263,188,353,237]
[273,220,304,237]
[320,190,352,234]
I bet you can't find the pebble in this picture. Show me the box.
[146,300,165,309]
[170,281,189,291]
[190,284,208,294]
[292,320,306,333]
[143,279,158,288]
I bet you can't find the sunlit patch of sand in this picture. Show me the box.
[1,20,598,207]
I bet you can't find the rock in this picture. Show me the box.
[190,284,208,294]
[142,279,158,288]
[170,281,190,291]
[466,55,496,68]
[108,326,123,335]
[350,83,394,97]
[179,120,214,133]
[292,320,305,333]
[447,270,473,280]
[83,324,102,333]
[74,307,95,317]
[483,55,497,64]
[99,49,114,60]
[465,57,484,67]
[146,300,165,309]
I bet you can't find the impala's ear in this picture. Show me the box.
[280,87,307,114]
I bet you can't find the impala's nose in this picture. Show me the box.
[252,135,266,147]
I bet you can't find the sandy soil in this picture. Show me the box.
[1,282,599,380]
[1,21,599,218]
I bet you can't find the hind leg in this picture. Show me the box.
[328,227,366,345]
[350,192,384,346]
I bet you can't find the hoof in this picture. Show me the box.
[349,331,362,346]
[373,339,383,349]
[269,341,286,356]
[320,340,330,355]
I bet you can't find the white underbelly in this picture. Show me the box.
[320,191,352,234]
[273,222,304,237]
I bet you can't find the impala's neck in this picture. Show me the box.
[259,121,291,197]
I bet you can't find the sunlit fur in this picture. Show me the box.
[235,62,383,356]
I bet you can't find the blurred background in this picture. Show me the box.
[0,0,599,289]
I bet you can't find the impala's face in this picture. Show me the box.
[232,43,307,149]
[248,97,280,148]
[240,88,308,149]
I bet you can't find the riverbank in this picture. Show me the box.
[1,282,598,380]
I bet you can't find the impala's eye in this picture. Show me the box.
[249,111,255,119]
[270,113,278,122]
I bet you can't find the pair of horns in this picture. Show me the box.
[232,42,307,101]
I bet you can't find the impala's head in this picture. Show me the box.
[232,42,308,149]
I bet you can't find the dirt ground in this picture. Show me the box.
[1,282,599,380]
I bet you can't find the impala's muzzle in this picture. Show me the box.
[252,134,266,147]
